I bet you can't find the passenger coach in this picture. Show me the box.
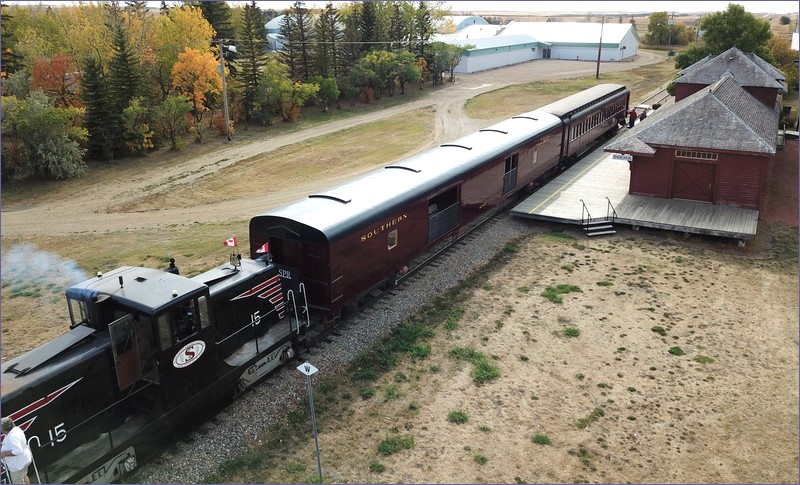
[250,84,630,323]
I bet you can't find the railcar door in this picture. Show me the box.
[154,294,218,409]
[427,185,461,243]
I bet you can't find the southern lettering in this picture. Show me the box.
[360,214,408,242]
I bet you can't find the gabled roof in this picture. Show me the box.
[677,47,785,92]
[497,22,636,45]
[605,75,779,156]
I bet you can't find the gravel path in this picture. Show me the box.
[130,215,533,484]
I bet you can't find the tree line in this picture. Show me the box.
[1,1,470,181]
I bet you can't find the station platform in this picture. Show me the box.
[510,137,760,241]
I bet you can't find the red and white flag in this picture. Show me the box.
[255,242,270,254]
[224,236,237,247]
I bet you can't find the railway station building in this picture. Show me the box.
[605,73,779,210]
[674,46,787,108]
[435,21,640,73]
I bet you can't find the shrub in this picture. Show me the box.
[447,410,469,424]
[369,462,385,473]
[474,454,488,465]
[651,326,667,336]
[532,434,551,445]
[541,284,582,303]
[668,346,685,356]
[377,435,415,455]
[563,327,581,337]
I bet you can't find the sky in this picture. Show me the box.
[442,1,799,14]
[235,1,799,15]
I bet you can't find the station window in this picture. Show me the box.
[675,149,718,161]
[388,229,398,250]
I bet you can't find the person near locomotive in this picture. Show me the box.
[1,417,32,484]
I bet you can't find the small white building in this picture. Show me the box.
[436,21,640,73]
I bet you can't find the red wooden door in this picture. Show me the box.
[672,160,715,201]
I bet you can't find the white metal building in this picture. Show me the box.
[437,21,640,73]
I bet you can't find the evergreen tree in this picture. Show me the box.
[280,1,314,81]
[108,23,142,114]
[389,2,411,52]
[237,1,268,122]
[199,1,238,76]
[414,1,433,60]
[313,2,344,79]
[340,6,362,69]
[360,1,379,53]
[80,57,116,160]
[199,1,235,40]
[1,3,22,87]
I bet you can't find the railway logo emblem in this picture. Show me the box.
[172,340,206,369]
[229,274,285,319]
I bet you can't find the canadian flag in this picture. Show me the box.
[255,242,270,254]
[224,236,237,247]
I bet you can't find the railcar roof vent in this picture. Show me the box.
[479,129,508,134]
[440,143,472,150]
[385,165,421,173]
[512,115,538,121]
[308,194,351,204]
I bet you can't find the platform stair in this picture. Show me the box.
[580,197,618,237]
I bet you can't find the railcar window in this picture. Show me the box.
[388,229,398,250]
[504,153,519,173]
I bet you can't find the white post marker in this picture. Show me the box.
[297,362,322,481]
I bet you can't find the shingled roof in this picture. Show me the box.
[605,74,779,156]
[676,47,786,93]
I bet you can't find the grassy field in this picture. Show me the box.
[465,55,678,119]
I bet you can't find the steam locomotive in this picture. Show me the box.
[1,84,629,483]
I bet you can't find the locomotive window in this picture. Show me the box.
[157,298,199,347]
[198,295,210,329]
[388,229,398,250]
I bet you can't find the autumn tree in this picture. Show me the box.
[308,75,340,111]
[644,12,670,45]
[253,58,318,123]
[154,94,191,149]
[1,91,87,179]
[122,97,155,155]
[30,53,80,108]
[147,5,215,101]
[699,3,773,61]
[171,47,222,141]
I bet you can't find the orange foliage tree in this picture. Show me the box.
[31,53,81,108]
[171,47,222,142]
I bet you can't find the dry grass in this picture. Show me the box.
[465,52,677,119]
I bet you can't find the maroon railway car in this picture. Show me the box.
[249,84,630,322]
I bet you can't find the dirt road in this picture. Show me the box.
[1,52,663,238]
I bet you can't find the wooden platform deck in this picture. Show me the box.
[511,141,760,240]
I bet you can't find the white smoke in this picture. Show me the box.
[2,243,90,298]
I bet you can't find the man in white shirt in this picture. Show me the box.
[1,417,32,484]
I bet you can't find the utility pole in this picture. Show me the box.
[596,16,604,79]
[215,40,234,142]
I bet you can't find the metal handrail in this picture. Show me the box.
[580,199,593,225]
[605,197,618,222]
